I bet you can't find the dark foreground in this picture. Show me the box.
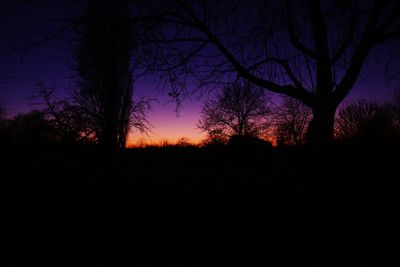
[1,142,399,265]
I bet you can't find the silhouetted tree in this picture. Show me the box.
[335,100,393,141]
[227,134,273,152]
[73,0,144,152]
[176,137,192,147]
[8,110,55,146]
[200,128,228,147]
[274,96,312,146]
[145,0,400,166]
[395,89,400,106]
[0,102,8,145]
[0,102,5,123]
[33,82,95,144]
[392,89,400,131]
[197,81,273,140]
[34,81,152,147]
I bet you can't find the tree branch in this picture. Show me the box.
[285,0,317,59]
[246,57,307,91]
[334,0,386,104]
[331,3,356,64]
[308,0,333,93]
[168,2,314,105]
[376,28,400,44]
[373,1,400,44]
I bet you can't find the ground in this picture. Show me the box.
[1,143,399,265]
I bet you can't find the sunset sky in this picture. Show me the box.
[1,1,399,146]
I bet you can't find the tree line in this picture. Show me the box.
[1,0,400,157]
[197,81,400,146]
[1,82,399,148]
[1,0,152,151]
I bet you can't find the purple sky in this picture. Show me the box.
[1,1,399,145]
[0,1,206,144]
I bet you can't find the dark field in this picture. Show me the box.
[1,143,399,265]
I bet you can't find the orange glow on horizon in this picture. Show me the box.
[124,100,207,147]
[126,131,278,148]
[126,131,206,148]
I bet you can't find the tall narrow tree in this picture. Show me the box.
[74,0,134,152]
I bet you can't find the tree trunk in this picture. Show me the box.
[100,126,117,154]
[101,96,119,154]
[303,102,338,228]
[307,102,336,172]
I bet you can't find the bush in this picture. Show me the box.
[227,134,273,152]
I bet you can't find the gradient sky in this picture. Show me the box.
[1,1,399,145]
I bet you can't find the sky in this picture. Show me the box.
[0,1,399,146]
[0,1,207,145]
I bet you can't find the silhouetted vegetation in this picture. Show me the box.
[200,131,228,148]
[72,0,150,152]
[198,81,273,142]
[335,100,395,142]
[3,1,400,265]
[6,110,56,147]
[0,102,8,146]
[274,96,312,146]
[175,136,193,147]
[390,89,400,134]
[2,140,400,266]
[34,82,95,144]
[145,0,400,165]
[0,102,5,122]
[227,134,273,154]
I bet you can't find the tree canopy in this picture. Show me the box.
[198,81,273,141]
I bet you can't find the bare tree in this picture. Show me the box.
[392,89,400,133]
[176,137,192,147]
[0,102,6,123]
[274,96,312,146]
[0,102,8,146]
[8,110,55,146]
[34,81,152,147]
[33,82,95,144]
[144,0,400,164]
[200,128,228,147]
[335,100,393,141]
[72,0,150,152]
[198,81,273,140]
[395,89,400,105]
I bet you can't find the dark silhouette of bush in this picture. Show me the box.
[0,102,9,147]
[200,129,228,148]
[0,102,5,122]
[201,136,226,148]
[7,110,57,147]
[388,89,400,136]
[335,100,395,143]
[175,137,193,148]
[227,134,273,153]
